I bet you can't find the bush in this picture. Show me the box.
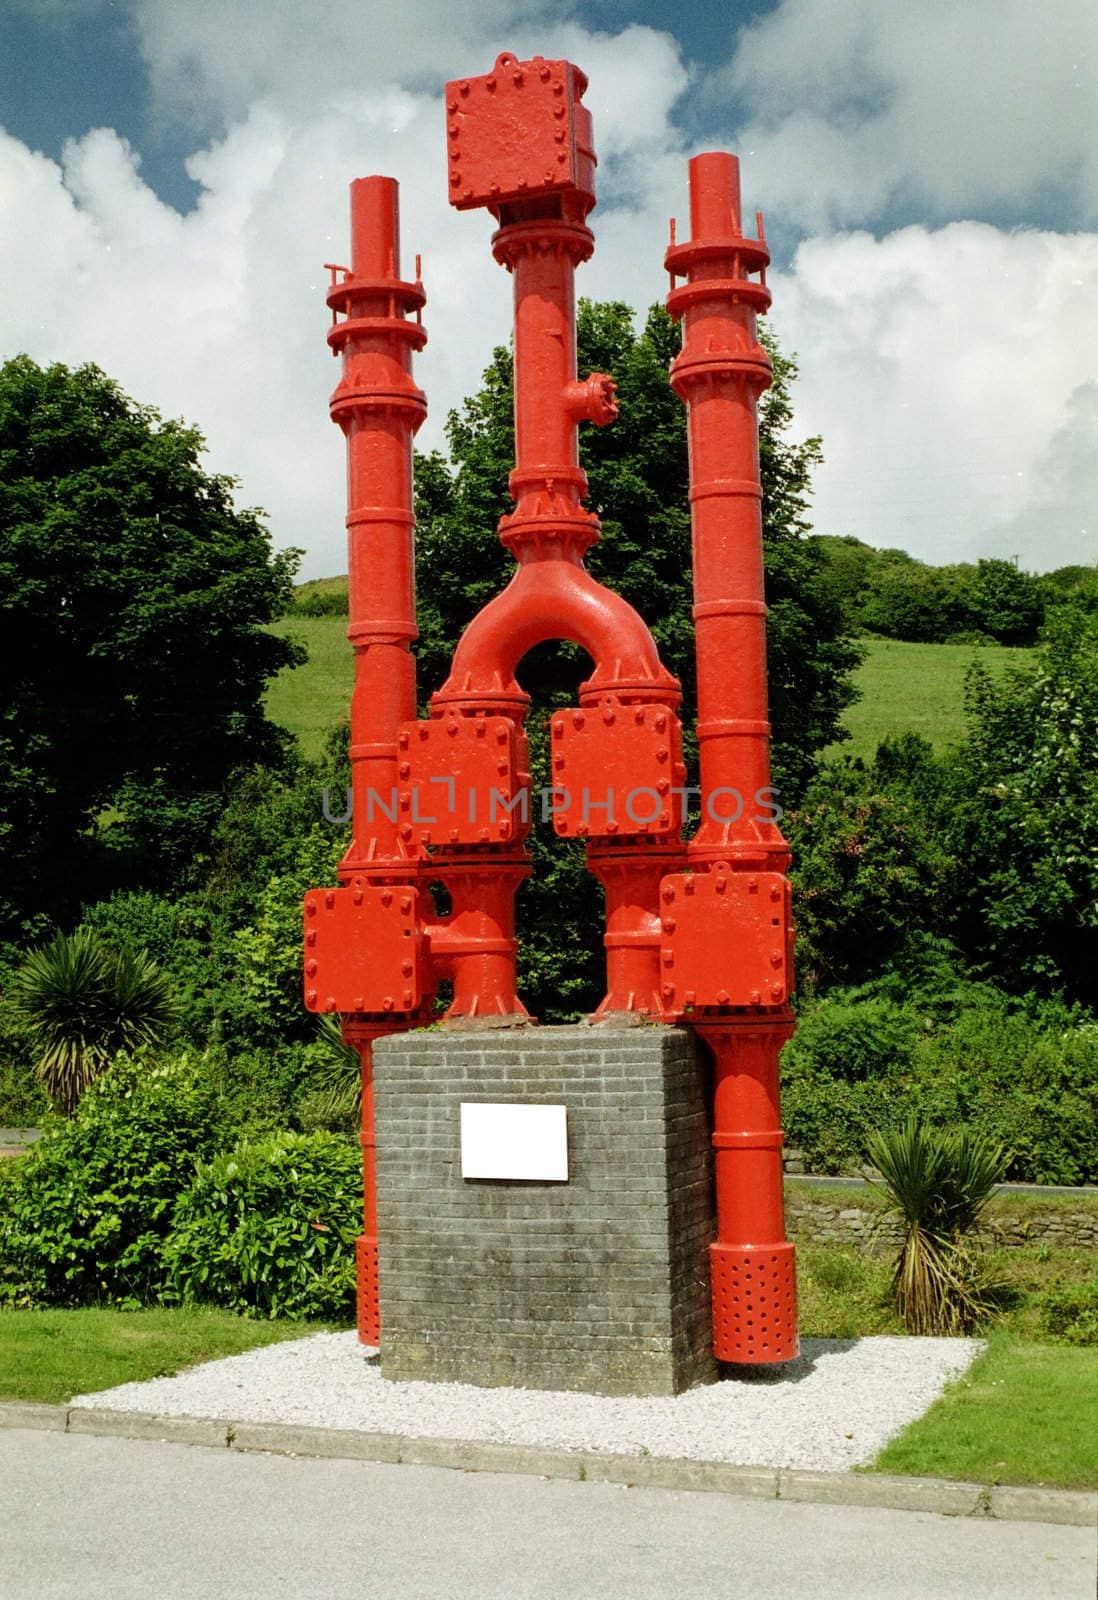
[79,891,222,1046]
[781,984,1098,1182]
[163,1130,360,1320]
[0,1053,218,1307]
[867,1117,1005,1335]
[1038,1279,1098,1346]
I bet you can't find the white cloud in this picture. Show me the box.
[1,1,1095,586]
[991,382,1098,569]
[774,224,1098,570]
[715,0,1098,228]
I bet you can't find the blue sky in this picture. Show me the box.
[1,0,1095,576]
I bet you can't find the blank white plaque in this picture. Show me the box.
[459,1102,569,1182]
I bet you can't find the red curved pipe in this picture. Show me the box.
[435,556,677,705]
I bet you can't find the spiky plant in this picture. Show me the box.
[867,1118,1006,1335]
[303,1013,362,1126]
[12,929,179,1113]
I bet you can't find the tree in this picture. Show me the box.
[413,303,861,1017]
[784,734,953,992]
[943,606,1098,1007]
[0,357,302,934]
[969,557,1044,645]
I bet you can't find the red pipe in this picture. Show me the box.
[325,177,429,1341]
[432,56,682,1021]
[666,151,798,1364]
[328,176,426,870]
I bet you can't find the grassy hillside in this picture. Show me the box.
[265,616,1038,765]
[265,617,353,761]
[824,638,1037,762]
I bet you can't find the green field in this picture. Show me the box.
[266,617,353,761]
[265,617,1038,765]
[826,637,1037,762]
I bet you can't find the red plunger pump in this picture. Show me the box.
[305,54,798,1365]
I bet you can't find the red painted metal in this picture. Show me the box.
[663,151,798,1363]
[429,51,683,1023]
[307,64,799,1365]
[547,706,684,840]
[317,176,432,1343]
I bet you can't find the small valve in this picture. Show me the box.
[564,372,619,426]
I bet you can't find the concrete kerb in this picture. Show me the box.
[2,1400,1093,1527]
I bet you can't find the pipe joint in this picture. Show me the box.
[564,372,618,426]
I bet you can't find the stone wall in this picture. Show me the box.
[373,1025,717,1396]
[785,1187,1098,1253]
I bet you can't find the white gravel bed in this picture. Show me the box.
[73,1332,981,1472]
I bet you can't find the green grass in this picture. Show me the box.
[870,1334,1098,1490]
[265,616,351,762]
[0,1307,335,1405]
[826,637,1038,762]
[264,616,1040,767]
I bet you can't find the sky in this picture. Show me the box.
[1,0,1095,579]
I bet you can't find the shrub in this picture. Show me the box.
[1039,1280,1098,1346]
[0,1053,217,1307]
[867,1117,1006,1335]
[79,891,222,1046]
[782,983,1098,1182]
[11,929,179,1112]
[163,1130,360,1320]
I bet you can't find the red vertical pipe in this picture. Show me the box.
[498,216,592,518]
[325,177,427,1343]
[667,152,798,1363]
[329,177,426,869]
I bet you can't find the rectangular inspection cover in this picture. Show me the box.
[460,1103,568,1181]
[446,58,579,209]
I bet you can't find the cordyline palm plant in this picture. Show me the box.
[867,1117,1006,1336]
[12,929,179,1113]
[304,1013,362,1125]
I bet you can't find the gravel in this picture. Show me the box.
[73,1333,981,1472]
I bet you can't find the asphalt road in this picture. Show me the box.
[2,1430,1094,1600]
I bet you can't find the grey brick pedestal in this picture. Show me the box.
[372,1025,717,1396]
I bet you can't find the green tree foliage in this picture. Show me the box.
[944,608,1098,1006]
[969,558,1044,644]
[413,302,860,1017]
[0,356,302,931]
[785,734,952,991]
[814,539,1052,646]
[781,981,1098,1182]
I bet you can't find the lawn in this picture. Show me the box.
[264,615,1039,766]
[870,1334,1098,1491]
[3,1293,1093,1490]
[797,1241,1098,1490]
[0,1307,337,1405]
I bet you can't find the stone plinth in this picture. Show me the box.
[373,1025,716,1396]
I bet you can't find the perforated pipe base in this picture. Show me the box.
[711,1240,798,1364]
[356,1234,380,1345]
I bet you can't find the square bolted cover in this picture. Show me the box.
[397,715,530,847]
[303,884,422,1015]
[445,53,593,210]
[659,868,793,1010]
[548,705,685,839]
